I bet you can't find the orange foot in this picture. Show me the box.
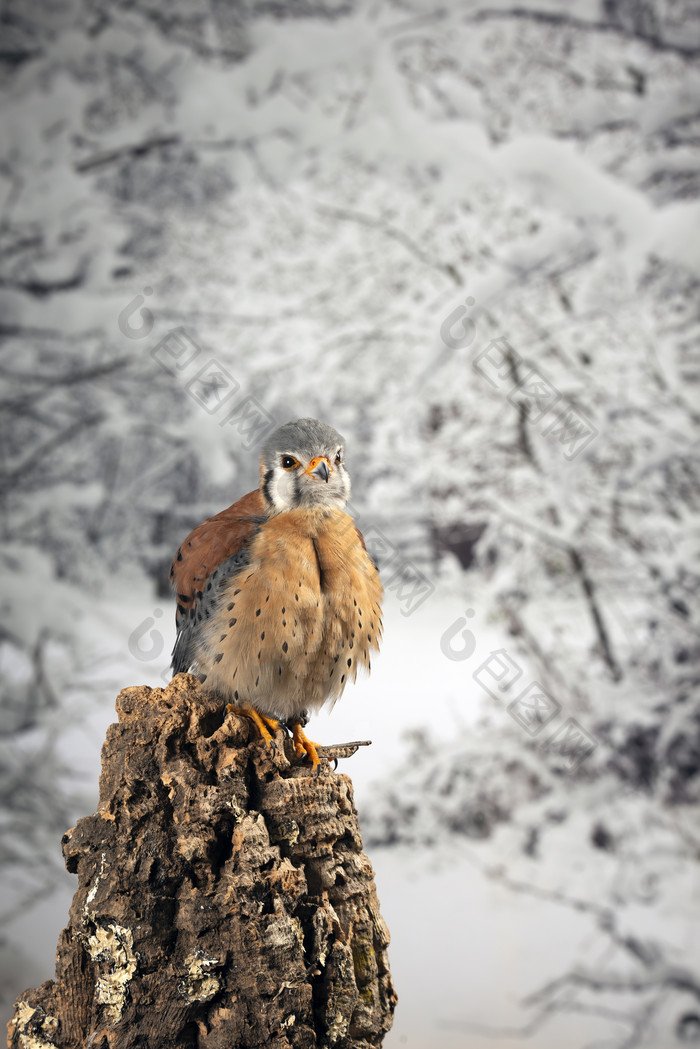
[226,702,280,752]
[291,721,325,773]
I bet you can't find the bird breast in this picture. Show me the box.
[196,508,383,720]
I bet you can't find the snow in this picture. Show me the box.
[1,0,700,1044]
[379,854,686,1049]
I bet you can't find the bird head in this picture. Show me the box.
[259,417,351,513]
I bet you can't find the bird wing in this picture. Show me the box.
[170,488,267,673]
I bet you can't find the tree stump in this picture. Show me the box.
[7,674,397,1048]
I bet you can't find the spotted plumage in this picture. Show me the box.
[170,418,383,767]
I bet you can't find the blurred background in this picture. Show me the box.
[1,0,699,1045]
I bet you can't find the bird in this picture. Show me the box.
[169,417,383,770]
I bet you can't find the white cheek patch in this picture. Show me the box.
[269,470,297,511]
[319,470,350,510]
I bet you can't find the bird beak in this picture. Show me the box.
[306,456,331,482]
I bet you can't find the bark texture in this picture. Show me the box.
[7,674,397,1049]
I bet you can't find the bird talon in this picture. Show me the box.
[227,703,280,753]
[292,722,327,773]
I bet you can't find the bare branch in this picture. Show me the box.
[316,202,462,286]
[0,413,104,489]
[74,134,181,173]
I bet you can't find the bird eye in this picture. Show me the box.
[335,450,342,464]
[281,455,299,470]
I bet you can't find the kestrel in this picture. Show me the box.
[170,418,383,769]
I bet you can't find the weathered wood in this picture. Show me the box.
[7,674,397,1048]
